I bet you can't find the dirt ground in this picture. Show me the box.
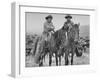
[25,48,89,67]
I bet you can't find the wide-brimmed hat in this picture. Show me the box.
[65,14,72,19]
[45,15,53,20]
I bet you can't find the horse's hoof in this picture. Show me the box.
[65,64,68,65]
[71,63,73,65]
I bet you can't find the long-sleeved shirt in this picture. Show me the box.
[43,21,55,33]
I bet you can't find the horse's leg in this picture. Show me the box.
[65,50,69,65]
[71,54,74,65]
[39,43,44,66]
[55,52,58,66]
[59,56,61,66]
[43,51,46,63]
[43,55,45,62]
[71,47,74,65]
[39,56,43,66]
[49,52,52,66]
[59,50,62,66]
[39,61,43,66]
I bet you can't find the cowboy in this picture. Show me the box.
[63,14,74,31]
[34,15,55,64]
[42,15,55,42]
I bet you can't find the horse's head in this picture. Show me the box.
[67,23,80,42]
[62,25,69,32]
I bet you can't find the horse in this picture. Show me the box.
[52,27,68,66]
[50,24,81,65]
[33,31,58,66]
[46,27,70,66]
[62,23,80,65]
[47,32,59,66]
[34,28,66,66]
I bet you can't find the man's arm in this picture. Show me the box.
[51,22,55,29]
[44,22,55,32]
[50,22,55,32]
[44,22,52,32]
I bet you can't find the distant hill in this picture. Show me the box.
[79,25,90,39]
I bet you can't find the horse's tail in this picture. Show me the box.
[34,36,43,64]
[32,37,39,56]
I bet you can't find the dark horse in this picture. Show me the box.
[47,27,69,66]
[52,27,68,66]
[63,23,80,65]
[48,23,80,66]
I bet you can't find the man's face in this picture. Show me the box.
[47,18,52,23]
[67,18,71,21]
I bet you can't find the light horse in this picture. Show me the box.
[63,23,80,65]
[34,30,58,66]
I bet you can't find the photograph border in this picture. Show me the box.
[11,2,97,78]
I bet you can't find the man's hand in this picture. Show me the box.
[48,27,54,31]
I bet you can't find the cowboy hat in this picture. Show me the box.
[45,15,53,20]
[65,14,72,19]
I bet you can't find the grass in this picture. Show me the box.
[25,48,89,67]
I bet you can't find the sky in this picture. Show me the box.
[26,12,90,37]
